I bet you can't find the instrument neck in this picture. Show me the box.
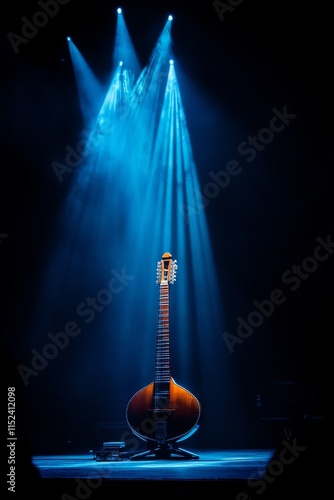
[155,281,170,385]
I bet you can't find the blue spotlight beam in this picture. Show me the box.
[131,61,226,381]
[129,17,173,172]
[113,8,140,78]
[67,39,104,127]
[169,65,225,373]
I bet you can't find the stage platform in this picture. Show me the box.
[27,449,279,498]
[14,442,329,499]
[32,449,274,480]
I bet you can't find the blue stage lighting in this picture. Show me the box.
[119,61,123,66]
[169,59,174,65]
[66,36,71,41]
[117,8,122,14]
[168,15,173,21]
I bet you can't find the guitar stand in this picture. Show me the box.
[129,442,199,460]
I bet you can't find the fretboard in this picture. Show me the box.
[155,281,170,385]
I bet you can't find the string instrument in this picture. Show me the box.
[125,252,201,459]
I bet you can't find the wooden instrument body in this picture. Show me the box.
[126,377,201,443]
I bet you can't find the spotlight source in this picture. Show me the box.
[168,15,173,21]
[117,8,122,14]
[66,36,71,41]
[169,59,174,65]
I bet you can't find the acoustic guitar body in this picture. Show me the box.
[126,377,201,444]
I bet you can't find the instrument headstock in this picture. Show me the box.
[156,252,177,284]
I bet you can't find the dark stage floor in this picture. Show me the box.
[32,449,274,480]
[14,441,331,499]
[29,449,277,498]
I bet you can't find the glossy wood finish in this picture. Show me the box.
[126,377,201,443]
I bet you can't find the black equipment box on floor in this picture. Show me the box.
[94,441,125,461]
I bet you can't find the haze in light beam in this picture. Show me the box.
[67,39,104,127]
[132,61,226,382]
[29,15,230,437]
[129,17,173,170]
[112,8,141,80]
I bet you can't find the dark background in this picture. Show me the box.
[1,0,333,493]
